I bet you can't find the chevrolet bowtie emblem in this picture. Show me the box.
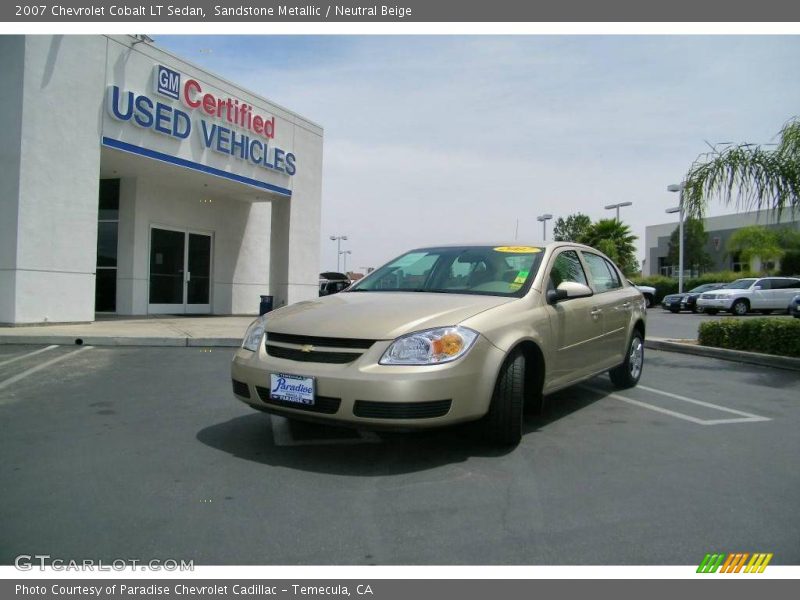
[301,345,314,353]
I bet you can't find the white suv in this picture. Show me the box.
[696,277,800,316]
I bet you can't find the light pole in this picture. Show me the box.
[537,214,553,241]
[667,183,685,293]
[340,250,352,274]
[329,235,348,272]
[604,201,633,222]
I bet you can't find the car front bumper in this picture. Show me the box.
[697,297,733,310]
[230,335,506,429]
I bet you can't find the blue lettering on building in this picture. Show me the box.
[108,85,296,177]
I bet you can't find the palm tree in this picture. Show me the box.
[682,117,800,219]
[579,219,638,274]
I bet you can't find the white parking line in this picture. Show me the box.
[0,345,58,368]
[270,416,381,446]
[0,346,93,393]
[582,384,770,426]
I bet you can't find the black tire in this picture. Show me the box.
[705,309,718,315]
[643,294,653,308]
[609,331,644,389]
[484,350,525,446]
[669,308,680,314]
[692,306,701,314]
[731,299,749,316]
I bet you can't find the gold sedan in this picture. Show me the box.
[231,243,646,446]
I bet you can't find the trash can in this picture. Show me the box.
[259,295,274,316]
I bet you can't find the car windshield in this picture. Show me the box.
[725,278,757,289]
[690,283,724,293]
[349,245,545,297]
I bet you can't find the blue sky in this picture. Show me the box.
[158,35,800,272]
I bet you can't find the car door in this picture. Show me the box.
[768,278,800,309]
[543,248,605,387]
[581,251,634,368]
[747,278,769,309]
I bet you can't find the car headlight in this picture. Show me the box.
[241,316,267,352]
[379,326,479,365]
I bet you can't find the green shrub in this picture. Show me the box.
[780,250,800,277]
[698,318,800,358]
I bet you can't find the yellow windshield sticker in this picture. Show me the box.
[513,271,529,284]
[508,283,523,291]
[493,246,542,253]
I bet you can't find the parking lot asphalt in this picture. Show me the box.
[0,343,798,565]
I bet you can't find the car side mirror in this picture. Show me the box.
[547,281,593,303]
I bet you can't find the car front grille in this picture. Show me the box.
[353,399,452,419]
[255,386,341,414]
[265,345,362,364]
[265,332,377,364]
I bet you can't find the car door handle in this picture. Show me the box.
[591,307,602,317]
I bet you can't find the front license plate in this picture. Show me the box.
[270,373,315,405]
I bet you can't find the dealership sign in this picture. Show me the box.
[106,65,296,177]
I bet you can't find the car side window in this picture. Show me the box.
[582,252,621,292]
[549,250,588,289]
[767,278,800,290]
[756,279,771,290]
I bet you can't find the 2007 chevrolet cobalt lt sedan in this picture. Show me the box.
[231,243,646,445]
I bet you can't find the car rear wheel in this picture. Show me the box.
[609,331,644,389]
[484,350,525,446]
[731,299,749,316]
[669,308,680,314]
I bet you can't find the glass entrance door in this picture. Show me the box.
[186,233,212,314]
[149,227,212,314]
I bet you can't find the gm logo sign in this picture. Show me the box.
[155,65,180,100]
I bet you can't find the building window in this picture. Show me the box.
[96,179,119,312]
[730,251,748,273]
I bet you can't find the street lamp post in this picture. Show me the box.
[537,214,553,241]
[329,235,348,272]
[667,183,685,293]
[604,201,633,222]
[340,250,352,274]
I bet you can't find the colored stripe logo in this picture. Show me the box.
[697,552,773,573]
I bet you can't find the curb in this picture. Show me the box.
[0,335,241,348]
[646,339,800,372]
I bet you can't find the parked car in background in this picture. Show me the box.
[790,294,800,319]
[697,277,800,316]
[319,272,351,296]
[661,283,728,313]
[233,242,647,446]
[629,281,656,308]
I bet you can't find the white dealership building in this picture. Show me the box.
[1,35,323,325]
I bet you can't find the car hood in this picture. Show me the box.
[264,292,515,340]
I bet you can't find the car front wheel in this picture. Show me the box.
[731,299,749,316]
[609,331,644,389]
[484,350,525,446]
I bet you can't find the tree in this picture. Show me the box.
[553,213,592,242]
[579,219,638,274]
[666,217,714,273]
[683,117,800,218]
[725,226,783,273]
